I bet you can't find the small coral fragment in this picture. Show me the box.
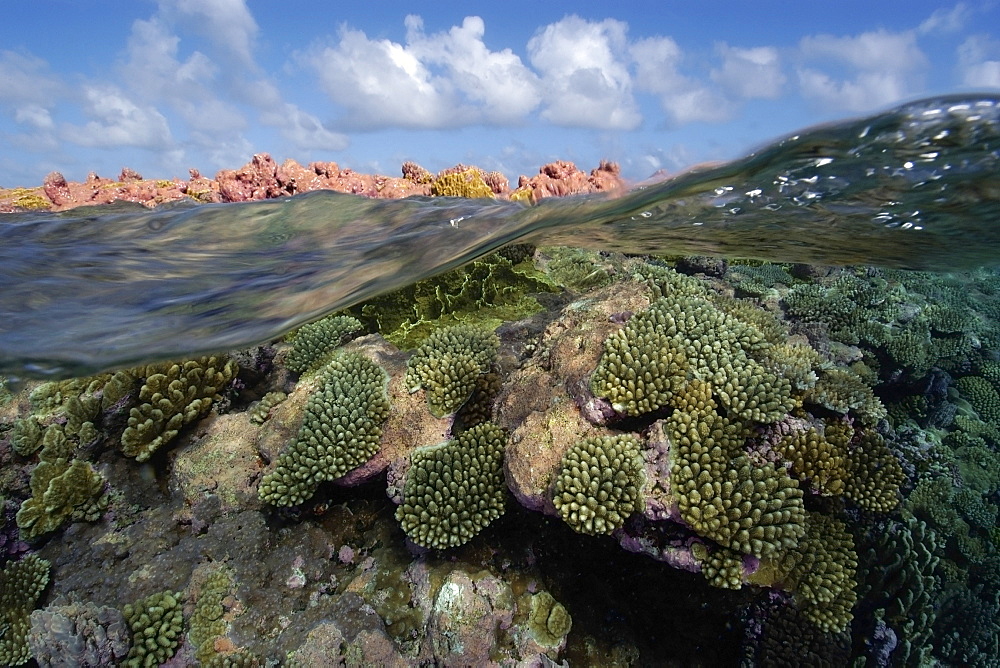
[0,554,51,666]
[121,356,238,461]
[553,434,645,535]
[122,590,184,668]
[527,590,572,647]
[259,352,390,506]
[395,422,507,549]
[406,324,500,418]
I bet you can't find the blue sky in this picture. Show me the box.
[1,1,998,188]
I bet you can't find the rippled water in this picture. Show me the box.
[1,94,998,380]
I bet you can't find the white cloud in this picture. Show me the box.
[161,0,258,67]
[630,36,730,125]
[711,45,785,99]
[303,15,542,130]
[68,85,173,149]
[527,15,641,130]
[405,15,542,123]
[260,101,349,151]
[958,35,1000,88]
[918,3,971,35]
[797,30,927,111]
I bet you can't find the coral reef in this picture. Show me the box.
[283,314,363,373]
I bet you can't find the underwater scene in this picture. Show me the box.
[0,95,999,666]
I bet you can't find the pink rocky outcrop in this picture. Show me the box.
[517,159,625,200]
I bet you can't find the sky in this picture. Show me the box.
[1,1,998,188]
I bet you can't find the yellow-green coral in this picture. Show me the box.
[122,590,184,667]
[0,554,50,666]
[776,427,848,497]
[15,425,106,540]
[430,169,494,198]
[395,422,507,549]
[668,382,806,558]
[693,543,746,590]
[591,288,796,423]
[842,428,904,513]
[259,352,390,507]
[776,513,858,633]
[405,324,500,418]
[121,356,238,461]
[284,314,363,374]
[956,375,1000,423]
[552,434,644,535]
[527,591,572,646]
[190,570,234,664]
[804,367,887,425]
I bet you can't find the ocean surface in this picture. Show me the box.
[0,93,998,381]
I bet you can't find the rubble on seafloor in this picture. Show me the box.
[2,156,1000,667]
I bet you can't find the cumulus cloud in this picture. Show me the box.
[918,3,971,35]
[527,15,640,130]
[303,14,541,129]
[711,45,785,99]
[68,85,173,149]
[160,0,259,67]
[0,50,63,129]
[797,30,928,112]
[631,36,731,125]
[958,35,1000,88]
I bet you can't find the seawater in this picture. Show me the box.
[1,94,998,380]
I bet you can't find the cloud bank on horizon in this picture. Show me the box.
[0,1,998,187]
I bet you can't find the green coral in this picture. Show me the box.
[284,314,363,373]
[591,284,796,423]
[552,435,644,535]
[956,375,1000,423]
[16,425,106,540]
[405,325,500,418]
[342,250,557,350]
[249,391,287,424]
[777,513,858,633]
[10,416,43,456]
[121,356,238,461]
[395,422,507,549]
[430,169,494,198]
[259,352,390,507]
[693,543,746,590]
[122,590,184,668]
[0,554,50,666]
[668,381,806,558]
[803,367,887,425]
[526,591,572,647]
[541,246,613,291]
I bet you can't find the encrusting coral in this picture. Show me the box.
[526,590,572,647]
[395,422,507,549]
[122,590,184,667]
[284,314,364,373]
[121,356,238,461]
[552,434,645,535]
[430,168,495,198]
[405,324,500,418]
[259,351,390,506]
[0,554,50,666]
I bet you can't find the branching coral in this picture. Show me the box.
[0,554,50,666]
[121,356,238,461]
[284,314,363,374]
[776,512,858,633]
[552,434,645,535]
[406,324,500,418]
[395,422,507,549]
[259,352,390,507]
[122,590,184,667]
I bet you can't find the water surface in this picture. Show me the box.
[1,94,998,379]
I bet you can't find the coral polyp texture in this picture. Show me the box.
[395,422,507,549]
[405,324,500,418]
[0,554,50,666]
[122,590,184,667]
[283,314,364,373]
[552,434,645,535]
[259,351,390,506]
[430,168,495,198]
[121,356,238,461]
